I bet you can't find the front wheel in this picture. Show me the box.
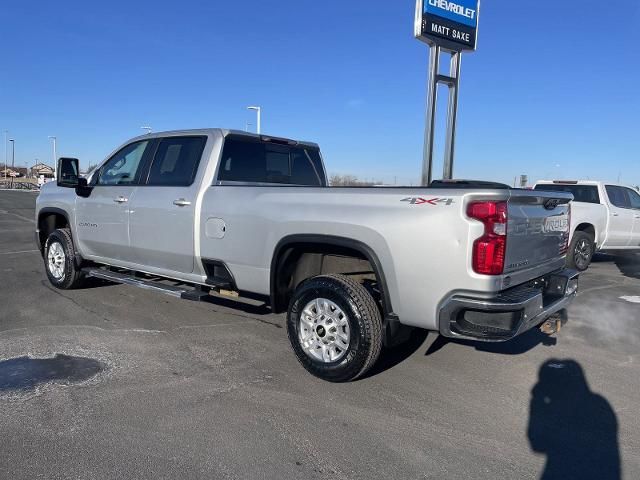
[286,274,383,382]
[566,231,595,271]
[44,228,85,289]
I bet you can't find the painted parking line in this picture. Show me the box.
[0,249,39,256]
[0,209,35,224]
[620,296,640,304]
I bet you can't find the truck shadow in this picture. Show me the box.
[527,359,620,480]
[613,254,640,280]
[425,311,569,356]
[201,294,273,317]
[360,329,430,379]
[592,252,640,280]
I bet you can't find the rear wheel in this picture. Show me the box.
[566,231,594,271]
[44,228,85,289]
[287,274,383,382]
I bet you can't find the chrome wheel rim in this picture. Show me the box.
[47,241,66,280]
[298,298,351,363]
[574,239,592,270]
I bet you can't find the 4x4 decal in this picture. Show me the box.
[401,197,454,206]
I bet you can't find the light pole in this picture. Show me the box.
[9,139,15,188]
[141,126,152,135]
[3,131,7,181]
[247,106,261,134]
[48,136,57,180]
[245,122,253,132]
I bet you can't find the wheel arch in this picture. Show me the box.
[270,234,393,317]
[574,222,596,244]
[37,207,71,253]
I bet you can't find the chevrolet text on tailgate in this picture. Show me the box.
[36,129,578,381]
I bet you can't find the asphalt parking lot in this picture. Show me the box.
[1,190,639,479]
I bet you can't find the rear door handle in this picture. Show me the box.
[612,213,619,217]
[113,196,128,203]
[173,198,192,207]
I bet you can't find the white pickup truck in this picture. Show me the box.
[534,180,640,270]
[35,129,578,381]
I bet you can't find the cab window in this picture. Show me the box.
[533,184,600,204]
[626,188,640,209]
[217,135,325,186]
[96,141,149,186]
[146,136,206,186]
[605,185,631,209]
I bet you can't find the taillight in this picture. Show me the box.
[467,201,508,275]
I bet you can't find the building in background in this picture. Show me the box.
[1,166,19,177]
[31,163,55,178]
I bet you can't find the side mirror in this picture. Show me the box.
[75,177,93,198]
[57,157,80,188]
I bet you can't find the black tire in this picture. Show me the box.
[44,228,85,289]
[286,274,383,382]
[566,231,595,271]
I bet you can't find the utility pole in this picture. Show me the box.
[141,126,152,135]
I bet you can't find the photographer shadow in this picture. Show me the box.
[527,359,620,480]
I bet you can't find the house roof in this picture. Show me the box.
[32,163,54,172]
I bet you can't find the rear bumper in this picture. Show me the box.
[438,269,579,342]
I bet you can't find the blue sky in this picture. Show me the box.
[1,0,639,186]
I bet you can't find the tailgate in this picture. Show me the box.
[504,190,572,273]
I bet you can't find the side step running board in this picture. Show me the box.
[82,267,210,301]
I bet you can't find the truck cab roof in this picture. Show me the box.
[127,128,320,149]
[535,180,632,189]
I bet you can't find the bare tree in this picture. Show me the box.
[329,174,380,187]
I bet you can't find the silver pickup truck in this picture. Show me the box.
[36,129,578,381]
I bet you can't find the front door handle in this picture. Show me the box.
[173,198,192,207]
[113,196,128,203]
[612,213,619,217]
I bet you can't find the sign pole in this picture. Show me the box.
[421,44,440,186]
[443,51,461,180]
[415,0,479,185]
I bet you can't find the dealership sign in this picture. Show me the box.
[415,0,480,50]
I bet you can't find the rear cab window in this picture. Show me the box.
[146,136,207,186]
[533,184,600,204]
[217,135,326,186]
